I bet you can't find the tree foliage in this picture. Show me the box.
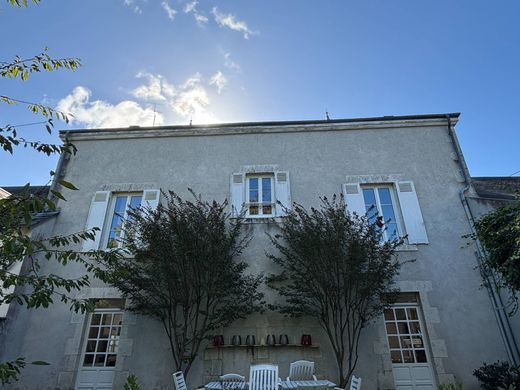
[474,197,520,314]
[97,191,264,378]
[267,195,402,387]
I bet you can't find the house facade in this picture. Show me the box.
[1,113,518,389]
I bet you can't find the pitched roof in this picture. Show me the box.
[471,177,520,201]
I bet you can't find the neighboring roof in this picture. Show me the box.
[1,186,50,198]
[29,211,60,228]
[60,112,461,141]
[471,177,520,201]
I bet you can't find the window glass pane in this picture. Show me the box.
[400,336,412,349]
[94,354,106,367]
[386,323,397,334]
[97,340,108,353]
[91,314,102,325]
[129,196,142,210]
[262,205,272,215]
[111,327,122,337]
[102,314,112,325]
[412,336,424,348]
[112,314,123,326]
[249,178,258,203]
[108,340,119,353]
[415,350,427,363]
[390,350,402,363]
[388,336,399,348]
[86,340,96,353]
[395,308,406,320]
[397,322,409,334]
[83,354,94,366]
[88,327,99,338]
[262,178,272,202]
[384,309,394,321]
[409,321,421,334]
[362,188,376,206]
[99,327,111,338]
[402,349,414,363]
[407,308,418,320]
[386,223,399,240]
[249,205,259,215]
[378,188,392,205]
[106,355,117,367]
[381,205,396,223]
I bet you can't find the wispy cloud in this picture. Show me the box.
[184,0,209,26]
[123,0,143,14]
[161,1,177,20]
[224,52,240,72]
[132,73,176,101]
[209,71,227,94]
[212,7,255,39]
[57,86,162,128]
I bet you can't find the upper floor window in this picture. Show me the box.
[343,180,429,244]
[82,189,160,251]
[106,194,142,248]
[246,175,274,217]
[362,186,401,241]
[231,170,291,219]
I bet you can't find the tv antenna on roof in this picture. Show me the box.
[326,110,331,121]
[189,116,193,126]
[152,104,157,127]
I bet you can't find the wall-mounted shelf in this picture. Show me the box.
[207,344,319,349]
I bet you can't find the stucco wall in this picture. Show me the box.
[0,119,512,389]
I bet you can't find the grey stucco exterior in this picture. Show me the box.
[1,114,517,389]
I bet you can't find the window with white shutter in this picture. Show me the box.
[230,169,291,218]
[343,180,428,244]
[83,189,161,250]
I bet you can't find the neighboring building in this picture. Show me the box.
[0,186,58,318]
[1,114,518,390]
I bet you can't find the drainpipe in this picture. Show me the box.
[446,115,520,365]
[49,130,70,205]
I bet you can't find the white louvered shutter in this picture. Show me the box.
[343,183,366,216]
[230,173,245,217]
[275,171,291,216]
[83,191,110,251]
[143,189,160,211]
[396,181,429,244]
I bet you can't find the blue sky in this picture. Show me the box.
[1,0,519,185]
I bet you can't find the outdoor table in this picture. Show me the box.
[204,380,336,390]
[280,380,336,390]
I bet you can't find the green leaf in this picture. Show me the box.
[50,190,66,201]
[58,180,79,191]
[30,361,50,366]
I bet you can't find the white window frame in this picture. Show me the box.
[361,184,405,241]
[102,192,143,249]
[245,174,275,218]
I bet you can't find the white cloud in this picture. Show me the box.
[132,72,176,101]
[184,0,197,13]
[184,0,208,26]
[209,71,227,94]
[212,7,255,39]
[56,86,163,128]
[57,71,225,128]
[123,0,142,14]
[224,52,240,72]
[161,1,177,20]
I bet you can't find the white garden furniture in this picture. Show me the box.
[220,373,246,382]
[249,364,280,390]
[173,371,188,390]
[334,375,361,390]
[287,360,317,381]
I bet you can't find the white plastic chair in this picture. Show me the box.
[286,360,317,381]
[173,371,188,390]
[249,364,280,390]
[334,375,361,390]
[220,374,246,382]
